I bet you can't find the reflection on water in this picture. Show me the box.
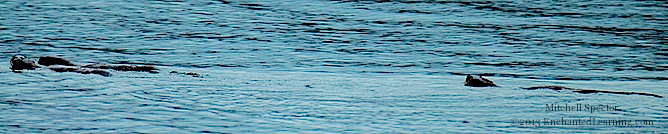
[1,0,667,133]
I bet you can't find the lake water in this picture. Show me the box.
[1,0,667,133]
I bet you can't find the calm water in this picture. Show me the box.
[1,0,667,133]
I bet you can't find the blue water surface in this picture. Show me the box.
[1,0,667,133]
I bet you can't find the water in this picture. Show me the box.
[1,0,667,133]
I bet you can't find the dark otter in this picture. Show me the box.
[465,75,663,98]
[82,63,158,72]
[38,56,77,66]
[10,55,158,76]
[10,55,112,76]
[465,75,497,87]
[46,65,112,76]
[10,55,41,70]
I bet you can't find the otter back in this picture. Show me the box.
[38,56,77,66]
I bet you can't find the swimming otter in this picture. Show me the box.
[82,63,158,72]
[46,65,112,76]
[10,55,41,70]
[37,56,77,66]
[38,56,159,72]
[465,75,663,98]
[465,75,497,87]
[10,55,158,76]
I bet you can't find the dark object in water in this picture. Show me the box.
[10,54,158,76]
[522,86,663,98]
[47,66,112,77]
[464,75,663,98]
[521,85,575,90]
[170,71,202,77]
[38,56,77,66]
[38,56,158,72]
[10,55,41,70]
[83,63,158,72]
[465,75,497,87]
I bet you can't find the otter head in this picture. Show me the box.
[465,75,497,87]
[10,55,41,70]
